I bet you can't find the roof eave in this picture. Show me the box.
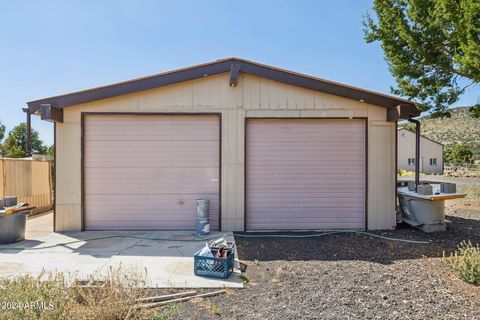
[27,59,233,110]
[27,58,418,116]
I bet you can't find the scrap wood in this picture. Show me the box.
[2,206,35,215]
[137,290,227,309]
[136,290,197,303]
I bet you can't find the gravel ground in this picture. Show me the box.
[166,201,480,320]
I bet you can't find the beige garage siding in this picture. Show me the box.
[54,72,396,232]
[83,114,220,230]
[246,119,366,230]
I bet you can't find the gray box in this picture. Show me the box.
[441,183,456,194]
[417,184,433,195]
[407,181,416,191]
[3,196,17,207]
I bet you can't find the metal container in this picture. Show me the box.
[195,199,210,235]
[0,211,28,244]
[398,194,446,232]
[196,218,210,235]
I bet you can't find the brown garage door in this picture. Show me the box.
[84,114,220,230]
[246,119,365,230]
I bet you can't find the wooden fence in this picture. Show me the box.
[0,158,53,213]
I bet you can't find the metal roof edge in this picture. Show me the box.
[27,57,418,111]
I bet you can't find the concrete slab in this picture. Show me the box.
[0,231,243,288]
[26,211,54,238]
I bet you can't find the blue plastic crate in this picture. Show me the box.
[194,247,234,279]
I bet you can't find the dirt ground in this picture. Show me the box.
[169,197,480,319]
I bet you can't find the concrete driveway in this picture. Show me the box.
[25,210,54,238]
[0,214,242,288]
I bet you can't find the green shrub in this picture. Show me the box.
[445,145,474,164]
[444,241,480,286]
[396,169,426,177]
[397,169,414,176]
[152,304,180,320]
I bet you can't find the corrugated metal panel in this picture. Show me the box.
[246,119,365,230]
[84,115,220,230]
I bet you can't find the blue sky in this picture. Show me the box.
[1,0,478,146]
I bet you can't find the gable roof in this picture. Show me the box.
[27,57,418,113]
[397,128,444,146]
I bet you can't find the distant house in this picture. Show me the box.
[397,128,443,174]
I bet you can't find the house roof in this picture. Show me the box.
[27,57,419,114]
[397,128,444,146]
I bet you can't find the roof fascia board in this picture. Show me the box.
[27,58,418,114]
[387,104,421,121]
[40,104,64,123]
[27,60,232,109]
[237,60,412,109]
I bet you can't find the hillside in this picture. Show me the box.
[401,107,480,160]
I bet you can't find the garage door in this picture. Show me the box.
[246,119,365,230]
[84,114,220,230]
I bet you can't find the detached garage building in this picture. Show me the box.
[27,58,419,232]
